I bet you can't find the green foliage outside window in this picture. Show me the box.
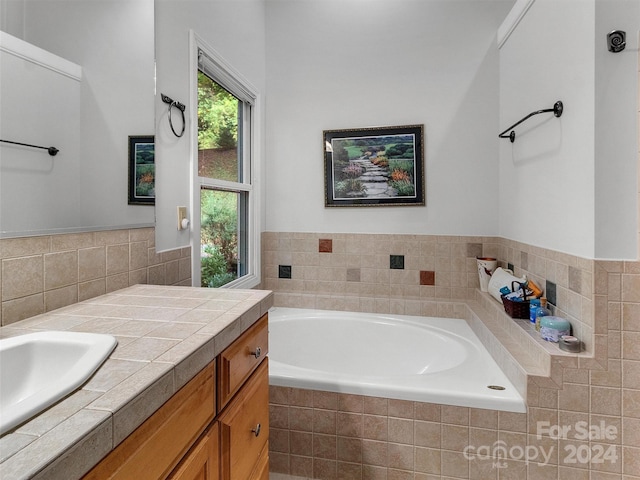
[197,72,239,150]
[200,190,238,288]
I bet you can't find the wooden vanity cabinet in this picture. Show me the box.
[219,359,269,480]
[167,423,219,480]
[218,313,269,410]
[82,313,269,480]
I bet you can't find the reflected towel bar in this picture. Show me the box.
[161,93,186,138]
[499,101,563,143]
[0,139,59,156]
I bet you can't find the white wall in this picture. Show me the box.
[0,38,81,235]
[0,0,156,236]
[264,0,513,235]
[499,0,596,258]
[594,0,639,259]
[498,0,639,260]
[154,0,266,252]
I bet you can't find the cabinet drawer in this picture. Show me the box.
[217,314,268,409]
[219,359,269,480]
[83,362,215,480]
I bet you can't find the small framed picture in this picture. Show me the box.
[323,124,425,207]
[128,135,155,205]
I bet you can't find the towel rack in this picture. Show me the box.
[499,101,563,143]
[0,139,59,156]
[161,93,186,138]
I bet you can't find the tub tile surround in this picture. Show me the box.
[0,284,274,480]
[0,227,192,326]
[263,232,640,479]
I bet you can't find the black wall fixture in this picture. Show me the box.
[0,139,58,156]
[607,30,626,53]
[161,93,186,138]
[499,101,564,143]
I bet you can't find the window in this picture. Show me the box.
[192,37,259,289]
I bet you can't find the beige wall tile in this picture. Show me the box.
[51,233,95,252]
[623,360,640,389]
[388,400,414,419]
[337,436,362,463]
[441,450,469,478]
[270,428,289,454]
[314,391,338,410]
[164,260,180,285]
[129,268,148,286]
[388,442,413,470]
[622,274,640,302]
[337,412,363,439]
[148,264,166,286]
[289,407,313,433]
[1,236,50,259]
[363,415,388,442]
[313,433,336,460]
[414,446,440,475]
[364,397,388,416]
[78,279,106,302]
[313,409,336,435]
[623,446,640,476]
[290,431,312,457]
[2,255,43,300]
[388,417,413,445]
[441,424,469,451]
[129,241,149,271]
[107,244,129,275]
[559,383,590,412]
[94,229,130,246]
[289,455,312,477]
[2,293,44,325]
[623,389,640,419]
[1,228,189,324]
[79,247,106,282]
[45,285,78,312]
[44,251,78,290]
[591,386,622,416]
[362,439,387,467]
[106,273,129,293]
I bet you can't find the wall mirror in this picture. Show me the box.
[0,0,155,238]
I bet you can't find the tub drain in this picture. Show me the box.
[487,385,506,390]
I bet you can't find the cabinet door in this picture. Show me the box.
[83,362,216,480]
[249,443,269,480]
[219,359,269,480]
[218,314,268,410]
[168,423,219,480]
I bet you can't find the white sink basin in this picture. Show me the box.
[0,331,117,435]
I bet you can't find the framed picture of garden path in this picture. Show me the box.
[128,135,155,205]
[323,124,425,207]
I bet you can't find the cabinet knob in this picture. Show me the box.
[252,423,261,437]
[251,346,261,359]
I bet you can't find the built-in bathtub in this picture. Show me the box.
[268,307,526,413]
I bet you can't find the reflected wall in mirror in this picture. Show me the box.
[0,0,155,238]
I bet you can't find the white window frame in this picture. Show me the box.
[189,31,261,289]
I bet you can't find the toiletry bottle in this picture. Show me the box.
[529,298,541,324]
[535,297,550,332]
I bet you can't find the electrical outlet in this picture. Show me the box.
[177,206,188,230]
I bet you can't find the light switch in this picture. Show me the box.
[177,206,188,231]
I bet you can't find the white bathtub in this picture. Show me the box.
[268,307,526,413]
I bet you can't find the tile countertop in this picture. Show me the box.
[0,285,274,480]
